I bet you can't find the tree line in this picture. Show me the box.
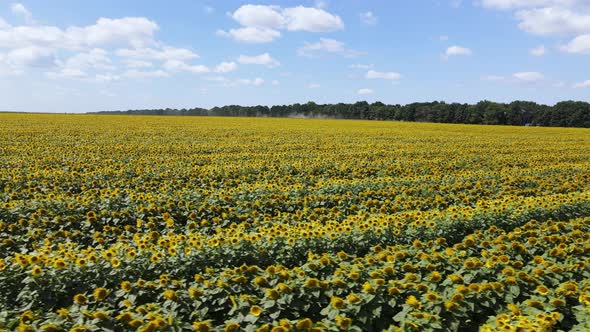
[95,100,590,128]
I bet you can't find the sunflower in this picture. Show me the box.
[118,281,132,293]
[335,316,352,330]
[93,287,109,301]
[296,318,313,331]
[424,292,440,302]
[330,296,345,309]
[536,285,550,296]
[31,266,42,277]
[346,293,362,304]
[93,311,110,320]
[250,305,262,317]
[405,295,422,309]
[163,289,177,301]
[73,294,87,305]
[444,301,460,311]
[304,278,320,289]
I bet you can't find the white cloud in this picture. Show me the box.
[251,77,264,86]
[216,27,281,43]
[314,0,328,9]
[271,79,280,86]
[573,80,590,88]
[208,76,265,87]
[59,48,114,72]
[46,67,87,79]
[282,6,344,32]
[482,75,505,81]
[513,71,544,82]
[215,61,237,73]
[0,17,159,50]
[366,70,401,80]
[204,6,215,14]
[445,45,473,58]
[298,38,361,57]
[515,7,590,36]
[115,46,198,61]
[11,3,34,24]
[0,45,56,75]
[163,60,209,74]
[123,59,153,68]
[439,35,449,41]
[237,53,280,67]
[480,0,580,10]
[95,73,121,82]
[360,11,378,25]
[219,5,343,43]
[349,63,373,69]
[307,83,320,88]
[0,18,10,29]
[5,46,56,67]
[122,69,169,79]
[530,45,546,56]
[232,5,285,29]
[560,34,590,53]
[357,88,374,95]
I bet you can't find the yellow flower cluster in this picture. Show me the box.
[0,114,589,331]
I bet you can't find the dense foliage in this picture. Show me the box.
[0,114,589,331]
[97,100,590,128]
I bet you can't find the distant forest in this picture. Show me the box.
[95,100,590,128]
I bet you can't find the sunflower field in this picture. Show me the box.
[0,114,589,332]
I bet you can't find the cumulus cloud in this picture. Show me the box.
[232,5,285,29]
[513,71,544,82]
[214,61,237,73]
[515,7,590,36]
[95,73,121,82]
[123,59,153,68]
[444,45,472,59]
[162,60,209,74]
[218,4,343,43]
[122,69,169,79]
[282,6,344,32]
[560,34,590,53]
[360,11,378,25]
[59,48,114,72]
[573,80,590,88]
[46,67,87,79]
[357,88,374,95]
[298,38,362,57]
[237,53,280,67]
[207,76,265,87]
[366,70,401,80]
[349,63,373,69]
[11,3,34,24]
[0,45,56,75]
[530,45,546,56]
[480,0,581,10]
[0,17,159,51]
[482,0,590,45]
[115,46,198,61]
[216,27,281,43]
[481,75,505,81]
[0,18,9,29]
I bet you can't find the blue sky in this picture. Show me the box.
[0,0,589,113]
